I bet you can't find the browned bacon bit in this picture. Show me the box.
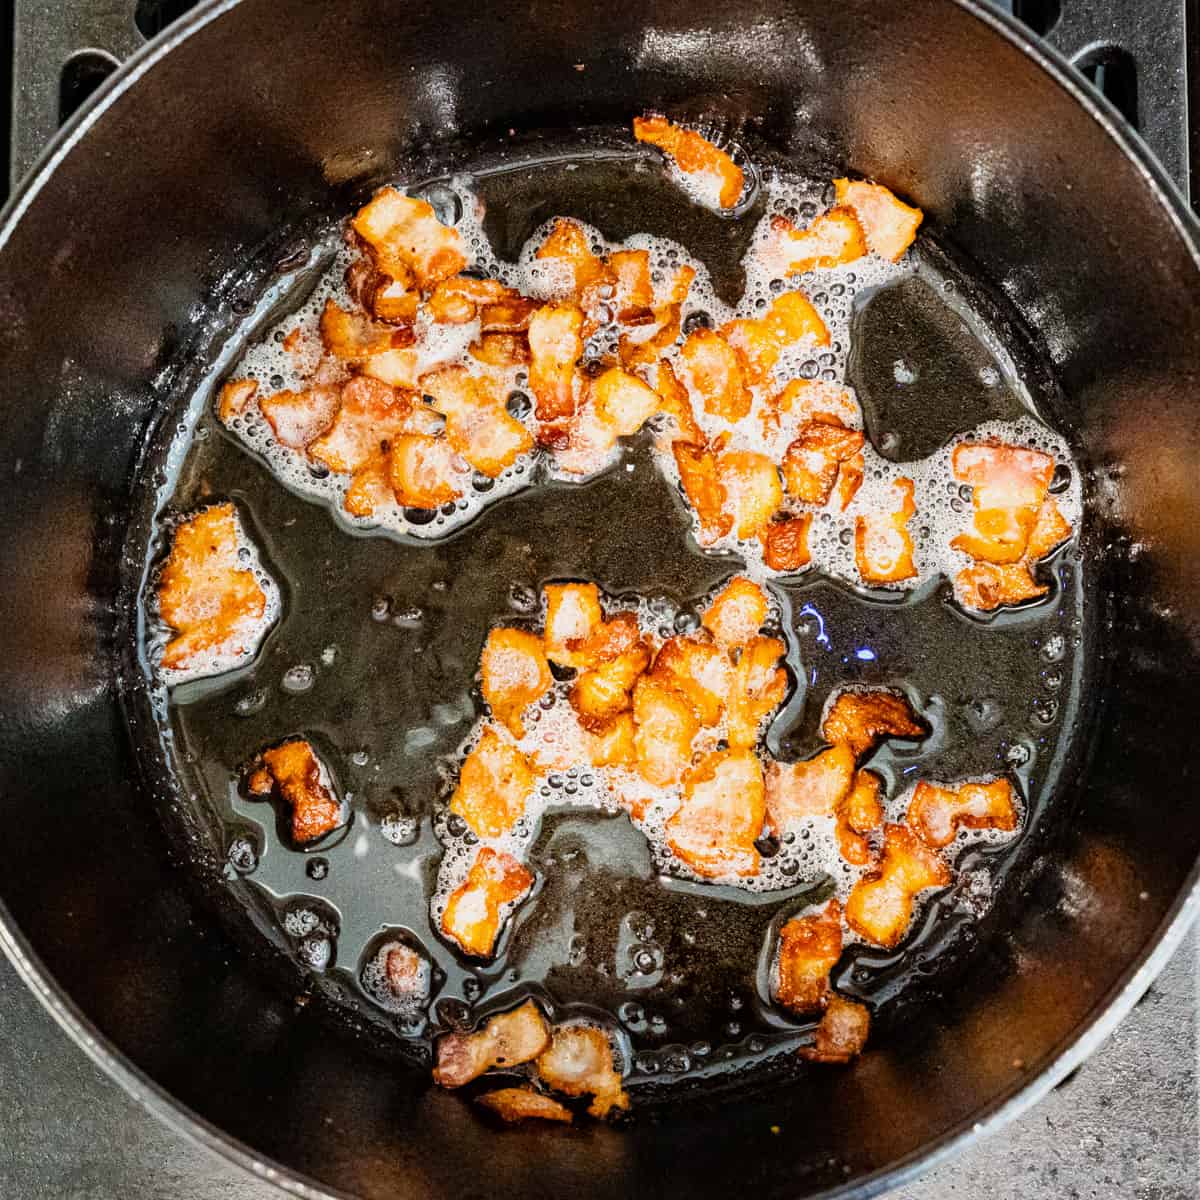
[833,179,923,263]
[666,749,766,878]
[248,739,344,845]
[535,218,614,315]
[649,636,731,727]
[653,359,705,445]
[421,366,533,477]
[632,114,744,210]
[769,208,867,276]
[821,688,926,760]
[673,440,732,543]
[382,942,427,1004]
[1026,497,1072,562]
[908,777,1018,848]
[950,441,1054,564]
[319,298,416,362]
[835,450,865,510]
[588,712,637,768]
[775,900,843,1014]
[433,999,550,1087]
[217,377,258,423]
[726,636,788,750]
[388,433,465,509]
[307,376,417,475]
[764,744,855,835]
[702,576,769,649]
[481,295,540,335]
[450,726,536,838]
[855,476,917,583]
[543,582,603,668]
[845,824,951,948]
[470,333,530,367]
[570,619,652,732]
[536,1024,630,1119]
[678,328,751,421]
[633,675,700,787]
[528,302,583,421]
[717,449,782,540]
[618,302,684,369]
[798,993,870,1064]
[258,385,341,450]
[782,420,865,506]
[476,1087,573,1125]
[954,562,1047,611]
[609,248,655,321]
[589,367,661,438]
[441,847,535,959]
[836,769,884,866]
[426,275,515,324]
[157,504,269,673]
[762,513,813,572]
[343,453,393,518]
[771,379,862,429]
[345,254,419,326]
[351,187,468,289]
[481,628,552,738]
[721,291,830,384]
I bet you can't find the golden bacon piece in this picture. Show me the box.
[855,476,917,584]
[761,513,813,572]
[764,744,855,835]
[587,712,638,768]
[157,504,269,674]
[535,218,613,315]
[248,739,344,845]
[570,614,652,731]
[717,448,783,540]
[632,114,744,210]
[377,942,429,1008]
[782,419,865,506]
[954,562,1047,611]
[769,208,867,276]
[217,377,258,423]
[481,628,552,738]
[307,375,418,475]
[449,726,536,838]
[441,846,535,959]
[476,1087,573,1125]
[433,999,550,1087]
[536,1024,630,1119]
[351,187,467,289]
[528,302,584,421]
[673,440,733,543]
[345,254,419,326]
[1027,496,1073,562]
[388,432,464,508]
[343,453,393,518]
[770,379,862,431]
[908,777,1019,848]
[721,291,829,384]
[653,359,706,446]
[589,366,661,437]
[837,769,884,866]
[258,385,341,450]
[426,275,530,327]
[649,636,731,727]
[798,994,871,1064]
[609,248,654,321]
[702,576,769,649]
[845,824,951,948]
[543,582,603,668]
[951,441,1055,565]
[726,635,788,750]
[678,328,752,421]
[821,687,926,759]
[422,366,533,478]
[833,178,923,263]
[470,333,530,367]
[319,299,416,363]
[619,302,684,369]
[633,675,700,787]
[666,749,766,878]
[775,899,844,1014]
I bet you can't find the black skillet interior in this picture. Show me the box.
[0,2,1198,1198]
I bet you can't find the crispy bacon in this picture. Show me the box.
[822,687,925,759]
[632,115,744,210]
[536,1024,630,1119]
[764,744,855,835]
[701,576,769,648]
[678,329,751,421]
[319,299,415,361]
[570,621,652,732]
[832,179,923,263]
[762,514,813,572]
[653,359,706,445]
[481,628,552,738]
[351,187,467,289]
[346,254,419,326]
[609,248,654,320]
[768,208,867,276]
[427,275,516,324]
[845,824,951,948]
[855,476,917,584]
[387,433,464,508]
[798,994,870,1063]
[782,420,864,506]
[726,635,788,750]
[589,367,661,437]
[422,366,533,477]
[535,218,614,314]
[649,636,731,727]
[951,441,1054,564]
[717,449,782,540]
[343,453,394,518]
[433,999,550,1087]
[217,377,258,423]
[673,440,733,543]
[721,291,829,384]
[528,302,584,421]
[543,582,603,668]
[769,379,862,430]
[954,562,1047,611]
[307,376,417,475]
[837,769,883,866]
[665,749,766,877]
[1026,497,1072,562]
[619,302,683,369]
[441,846,534,959]
[258,385,341,450]
[633,675,700,787]
[248,739,344,845]
[908,777,1019,848]
[476,1087,573,1124]
[470,333,531,367]
[450,725,536,838]
[587,711,638,768]
[775,900,843,1014]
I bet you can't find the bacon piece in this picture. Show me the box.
[346,255,420,326]
[653,359,705,445]
[422,366,533,477]
[821,688,925,759]
[450,726,536,838]
[343,453,394,517]
[351,187,467,288]
[665,749,765,877]
[588,712,638,768]
[543,582,603,668]
[570,618,652,732]
[951,441,1055,564]
[427,275,515,324]
[433,999,550,1087]
[528,302,583,421]
[470,333,530,367]
[481,296,540,334]
[673,440,732,543]
[678,329,751,421]
[441,847,535,959]
[769,208,867,276]
[217,377,258,423]
[649,636,731,726]
[833,179,923,263]
[632,114,744,210]
[589,367,661,437]
[633,675,700,787]
[388,433,464,508]
[798,994,870,1063]
[307,376,416,474]
[769,379,862,430]
[536,1025,629,1118]
[535,219,614,314]
[835,450,865,510]
[726,635,788,750]
[319,299,415,362]
[836,769,883,866]
[782,420,864,506]
[258,385,341,450]
[845,824,951,948]
[717,449,782,540]
[908,778,1019,848]
[762,514,813,572]
[618,303,683,369]
[1026,497,1072,562]
[954,562,1047,611]
[722,291,829,384]
[157,504,269,673]
[476,1088,573,1125]
[609,248,654,320]
[249,739,344,845]
[481,628,552,737]
[856,476,917,583]
[702,576,769,649]
[764,744,855,835]
[378,942,428,1007]
[775,900,843,1014]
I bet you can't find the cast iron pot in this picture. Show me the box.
[0,1,1197,1197]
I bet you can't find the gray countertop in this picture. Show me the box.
[1,927,1196,1200]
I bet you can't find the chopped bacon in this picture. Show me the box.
[782,420,864,506]
[587,711,638,767]
[217,377,258,423]
[678,329,751,421]
[249,739,344,845]
[619,303,683,369]
[258,385,341,450]
[845,824,951,948]
[833,179,923,263]
[570,627,651,731]
[821,688,926,759]
[476,1087,573,1125]
[543,582,603,668]
[633,114,744,210]
[665,749,766,877]
[835,450,865,510]
[836,769,883,866]
[351,187,467,289]
[319,299,415,361]
[633,675,700,787]
[346,254,420,326]
[954,562,1047,611]
[764,744,855,835]
[482,296,540,334]
[908,777,1019,848]
[307,376,417,475]
[770,379,861,429]
[609,248,654,320]
[441,846,535,959]
[535,218,614,315]
[433,999,550,1087]
[768,208,867,276]
[702,576,769,649]
[422,366,533,477]
[798,993,870,1063]
[589,367,661,437]
[762,514,813,572]
[721,291,829,384]
[157,504,269,673]
[775,900,843,1014]
[450,725,536,838]
[343,453,394,518]
[717,449,782,540]
[951,441,1054,564]
[379,941,429,1006]
[470,333,530,367]
[427,275,515,324]
[528,302,583,421]
[726,635,788,750]
[673,440,732,543]
[481,628,552,737]
[855,476,917,584]
[653,359,705,445]
[388,433,464,508]
[649,636,731,726]
[1027,497,1072,562]
[536,1024,629,1118]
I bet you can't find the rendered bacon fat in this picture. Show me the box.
[247,739,343,845]
[433,999,550,1087]
[908,778,1019,848]
[441,847,534,959]
[633,115,744,210]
